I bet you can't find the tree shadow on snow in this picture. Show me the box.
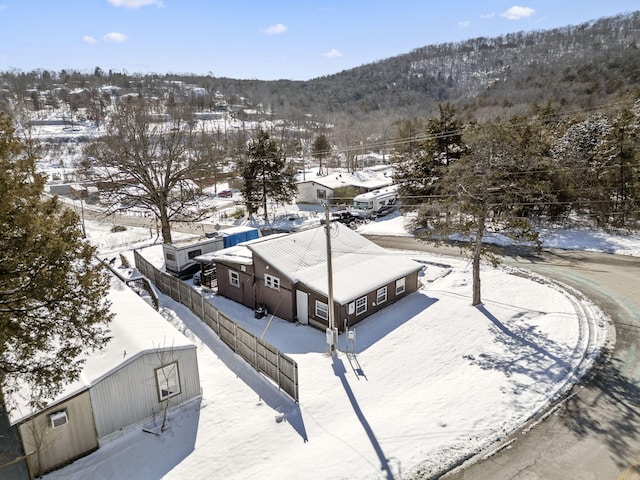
[464,305,572,402]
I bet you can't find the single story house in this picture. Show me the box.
[199,223,423,332]
[296,166,394,205]
[6,276,201,479]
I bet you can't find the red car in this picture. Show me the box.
[217,190,233,198]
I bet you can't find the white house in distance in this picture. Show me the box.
[296,166,393,205]
[6,276,201,479]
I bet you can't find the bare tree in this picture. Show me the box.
[84,97,214,243]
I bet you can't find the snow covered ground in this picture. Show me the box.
[41,211,639,480]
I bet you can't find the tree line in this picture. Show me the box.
[391,99,640,304]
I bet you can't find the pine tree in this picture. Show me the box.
[242,129,297,221]
[311,134,331,176]
[0,113,112,402]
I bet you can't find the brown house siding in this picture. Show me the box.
[253,257,295,322]
[300,270,420,332]
[215,262,255,310]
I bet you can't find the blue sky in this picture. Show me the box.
[0,0,637,80]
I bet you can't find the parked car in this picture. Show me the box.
[217,190,233,198]
[192,270,202,286]
[320,210,361,225]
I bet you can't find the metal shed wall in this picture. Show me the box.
[89,346,200,443]
[18,391,97,477]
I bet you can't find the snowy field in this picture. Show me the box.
[37,211,637,480]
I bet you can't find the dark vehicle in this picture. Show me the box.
[320,210,361,225]
[217,190,233,198]
[193,267,216,287]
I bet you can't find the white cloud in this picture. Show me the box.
[264,23,287,35]
[323,49,342,59]
[480,13,496,19]
[103,32,128,42]
[458,20,471,28]
[83,36,97,44]
[106,0,163,8]
[500,6,535,20]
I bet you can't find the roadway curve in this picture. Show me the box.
[367,235,640,480]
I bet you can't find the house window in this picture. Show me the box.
[187,249,202,260]
[156,362,181,402]
[316,189,327,200]
[376,286,387,305]
[229,270,240,288]
[165,252,176,261]
[315,300,328,320]
[396,277,406,295]
[49,410,68,428]
[355,296,367,315]
[265,273,280,291]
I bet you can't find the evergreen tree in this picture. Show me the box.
[394,105,467,206]
[311,134,331,176]
[413,120,546,305]
[242,129,297,221]
[0,113,112,401]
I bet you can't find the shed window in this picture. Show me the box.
[376,286,387,305]
[317,189,327,200]
[315,300,328,320]
[396,277,406,295]
[265,273,280,291]
[355,296,367,315]
[156,362,181,402]
[165,252,176,261]
[229,270,240,287]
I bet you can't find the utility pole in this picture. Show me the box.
[324,203,337,354]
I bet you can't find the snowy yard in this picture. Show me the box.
[38,214,622,480]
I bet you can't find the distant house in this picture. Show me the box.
[199,223,423,332]
[6,276,201,479]
[296,166,393,205]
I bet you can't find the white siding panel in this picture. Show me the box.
[90,347,200,442]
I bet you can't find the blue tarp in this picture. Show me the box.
[223,229,260,248]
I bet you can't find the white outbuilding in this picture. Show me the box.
[6,276,201,478]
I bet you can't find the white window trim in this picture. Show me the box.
[264,273,280,291]
[396,277,406,295]
[229,270,240,288]
[355,296,367,315]
[376,286,387,305]
[315,300,328,320]
[156,362,181,402]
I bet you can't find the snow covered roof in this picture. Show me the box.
[248,223,423,304]
[297,167,393,190]
[194,242,254,266]
[8,276,195,425]
[193,231,276,265]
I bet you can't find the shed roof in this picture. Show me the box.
[248,224,423,304]
[8,276,196,425]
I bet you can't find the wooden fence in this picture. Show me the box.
[134,250,299,402]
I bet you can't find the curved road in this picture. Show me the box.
[368,235,640,480]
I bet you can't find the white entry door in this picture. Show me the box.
[296,290,309,325]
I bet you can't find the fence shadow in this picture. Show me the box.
[160,294,309,443]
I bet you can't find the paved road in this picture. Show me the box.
[367,235,640,480]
